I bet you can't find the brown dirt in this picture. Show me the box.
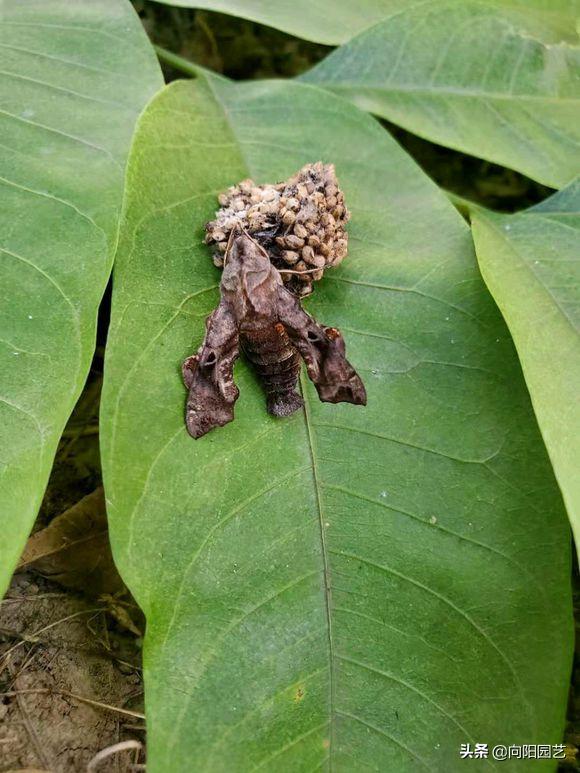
[0,572,144,772]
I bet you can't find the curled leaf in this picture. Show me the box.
[18,488,123,596]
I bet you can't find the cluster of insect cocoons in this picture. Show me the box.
[204,162,349,297]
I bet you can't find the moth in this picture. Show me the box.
[182,228,366,439]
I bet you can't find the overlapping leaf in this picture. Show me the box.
[0,0,163,596]
[153,0,580,45]
[302,0,580,188]
[101,74,572,771]
[472,180,580,556]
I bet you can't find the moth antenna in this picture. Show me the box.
[222,224,239,269]
[278,267,322,275]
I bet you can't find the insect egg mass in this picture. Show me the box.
[205,162,350,297]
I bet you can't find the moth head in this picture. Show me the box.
[221,228,281,316]
[224,227,270,268]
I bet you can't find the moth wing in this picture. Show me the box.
[182,301,240,439]
[276,285,366,406]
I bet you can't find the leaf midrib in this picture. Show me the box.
[175,74,338,765]
[301,373,335,768]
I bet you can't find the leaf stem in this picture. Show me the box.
[154,46,201,78]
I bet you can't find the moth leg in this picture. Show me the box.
[182,301,240,439]
[276,285,367,406]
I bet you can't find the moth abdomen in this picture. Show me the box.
[241,324,303,417]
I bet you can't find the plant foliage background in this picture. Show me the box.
[0,0,578,770]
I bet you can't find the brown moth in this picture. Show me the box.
[182,228,366,439]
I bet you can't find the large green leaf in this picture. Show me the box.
[152,0,580,45]
[101,75,572,771]
[472,181,580,557]
[0,0,163,595]
[302,0,580,188]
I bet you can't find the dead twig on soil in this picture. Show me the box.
[0,593,69,603]
[0,626,141,673]
[1,688,145,720]
[0,607,106,668]
[86,739,143,772]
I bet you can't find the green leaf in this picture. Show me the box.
[0,0,163,595]
[101,75,572,771]
[302,1,580,188]
[152,0,580,46]
[472,181,580,558]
